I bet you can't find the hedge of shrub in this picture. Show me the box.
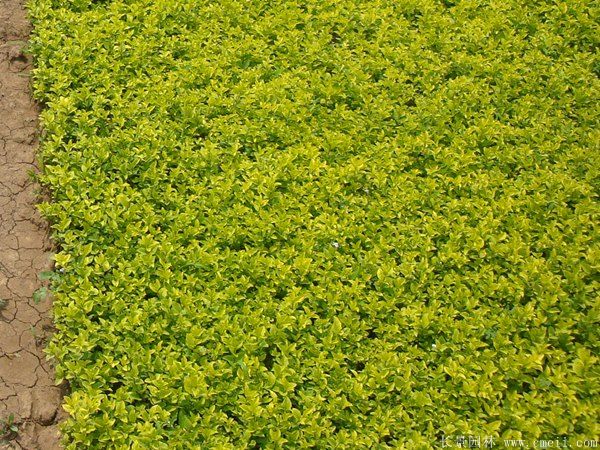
[29,0,599,448]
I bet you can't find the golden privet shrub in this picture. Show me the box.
[29,0,599,448]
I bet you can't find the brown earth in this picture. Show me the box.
[1,0,64,449]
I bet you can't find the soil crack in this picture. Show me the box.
[1,1,64,449]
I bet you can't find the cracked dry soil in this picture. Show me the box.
[1,1,65,449]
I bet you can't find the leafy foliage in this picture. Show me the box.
[28,0,599,448]
[0,414,19,442]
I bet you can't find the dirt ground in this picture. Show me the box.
[0,0,64,448]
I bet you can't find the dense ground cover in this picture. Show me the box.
[28,0,599,448]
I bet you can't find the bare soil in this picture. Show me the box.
[1,1,64,449]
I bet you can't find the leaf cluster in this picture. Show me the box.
[27,0,599,448]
